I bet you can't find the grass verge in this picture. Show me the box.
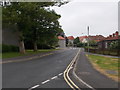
[86,54,119,82]
[2,49,57,59]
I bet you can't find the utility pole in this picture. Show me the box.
[87,26,90,52]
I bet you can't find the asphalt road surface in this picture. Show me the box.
[2,48,79,89]
[2,48,119,90]
[72,49,119,89]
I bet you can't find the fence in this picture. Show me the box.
[84,48,120,56]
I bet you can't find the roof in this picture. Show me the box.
[67,36,74,40]
[98,31,119,42]
[79,36,88,41]
[88,35,105,42]
[58,36,65,40]
[104,36,119,41]
[79,35,105,42]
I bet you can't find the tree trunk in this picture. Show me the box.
[33,42,37,52]
[19,40,25,54]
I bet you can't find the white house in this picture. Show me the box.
[67,36,74,46]
[58,36,66,48]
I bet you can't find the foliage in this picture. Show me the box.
[73,37,84,47]
[109,40,119,50]
[65,37,68,47]
[2,44,19,53]
[73,37,80,45]
[2,2,65,52]
[76,42,83,47]
[89,40,97,47]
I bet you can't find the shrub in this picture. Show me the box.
[2,44,19,53]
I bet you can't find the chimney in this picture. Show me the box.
[109,35,112,37]
[113,33,115,37]
[115,31,119,36]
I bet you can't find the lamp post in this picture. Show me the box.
[87,26,90,52]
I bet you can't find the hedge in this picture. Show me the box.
[2,44,19,53]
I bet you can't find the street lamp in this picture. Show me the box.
[87,26,90,53]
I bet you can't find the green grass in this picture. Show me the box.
[2,49,57,59]
[87,54,119,71]
[87,54,120,82]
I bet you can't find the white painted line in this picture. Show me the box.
[29,84,40,90]
[73,70,94,89]
[41,79,50,84]
[58,73,63,76]
[51,76,58,80]
[70,66,73,69]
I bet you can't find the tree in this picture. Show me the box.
[2,2,67,53]
[24,7,63,51]
[109,40,119,50]
[89,40,97,47]
[73,37,80,44]
[2,3,28,54]
[73,37,80,47]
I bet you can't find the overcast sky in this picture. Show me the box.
[53,0,119,37]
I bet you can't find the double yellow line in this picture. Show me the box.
[64,49,81,90]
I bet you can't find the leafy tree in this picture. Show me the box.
[89,40,97,47]
[73,37,80,47]
[73,37,80,44]
[2,2,67,53]
[65,37,68,47]
[76,42,83,47]
[109,40,119,50]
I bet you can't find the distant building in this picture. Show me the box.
[79,36,88,43]
[58,36,66,48]
[79,35,105,43]
[67,36,74,46]
[98,31,119,49]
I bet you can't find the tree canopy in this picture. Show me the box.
[2,2,65,53]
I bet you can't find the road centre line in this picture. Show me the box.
[28,84,40,90]
[29,73,63,90]
[51,76,58,80]
[41,79,50,84]
[58,73,63,76]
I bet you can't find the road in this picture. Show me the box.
[2,48,119,90]
[2,48,79,89]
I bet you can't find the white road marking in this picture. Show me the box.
[29,72,64,89]
[58,73,63,76]
[29,84,40,90]
[51,76,58,80]
[41,79,50,84]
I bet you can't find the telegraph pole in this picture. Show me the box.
[87,26,90,52]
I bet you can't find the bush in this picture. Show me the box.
[2,44,19,53]
[76,42,83,47]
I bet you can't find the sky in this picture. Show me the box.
[52,0,119,37]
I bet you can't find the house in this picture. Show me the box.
[79,36,88,43]
[79,35,105,43]
[67,36,74,46]
[88,35,105,42]
[58,36,66,48]
[98,31,119,49]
